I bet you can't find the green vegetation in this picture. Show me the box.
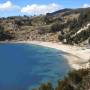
[58,9,90,44]
[89,38,90,44]
[32,59,90,90]
[32,68,90,90]
[0,8,90,44]
[0,25,14,41]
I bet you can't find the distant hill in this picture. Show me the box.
[46,8,72,16]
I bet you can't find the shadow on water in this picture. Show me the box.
[0,43,71,90]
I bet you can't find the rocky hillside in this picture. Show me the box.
[0,7,90,45]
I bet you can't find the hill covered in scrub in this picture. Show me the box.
[0,7,90,45]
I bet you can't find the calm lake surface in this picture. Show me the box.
[0,43,70,90]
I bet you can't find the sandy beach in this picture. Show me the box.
[0,40,90,69]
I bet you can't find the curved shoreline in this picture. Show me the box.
[0,41,90,69]
[26,41,90,70]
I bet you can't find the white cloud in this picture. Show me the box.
[0,1,20,11]
[0,1,13,10]
[21,3,63,15]
[83,4,90,8]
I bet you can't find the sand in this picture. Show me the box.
[19,41,90,70]
[0,40,90,70]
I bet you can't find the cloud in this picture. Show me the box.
[21,3,63,15]
[0,1,20,11]
[0,1,62,16]
[83,4,90,8]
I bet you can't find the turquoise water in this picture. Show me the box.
[0,43,70,90]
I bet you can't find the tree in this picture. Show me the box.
[0,25,15,41]
[88,38,90,45]
[38,82,54,90]
[50,23,64,33]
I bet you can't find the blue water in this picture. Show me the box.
[0,43,70,90]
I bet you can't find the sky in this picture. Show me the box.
[0,0,90,17]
